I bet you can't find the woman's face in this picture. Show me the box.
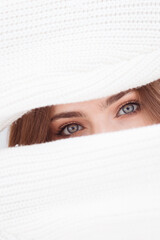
[50,90,155,141]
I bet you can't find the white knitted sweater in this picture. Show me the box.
[0,1,160,239]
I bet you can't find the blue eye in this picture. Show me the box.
[60,123,83,136]
[118,102,140,116]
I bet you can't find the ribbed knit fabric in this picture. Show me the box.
[1,0,160,130]
[1,124,160,239]
[0,0,160,239]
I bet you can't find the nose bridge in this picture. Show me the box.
[90,113,112,134]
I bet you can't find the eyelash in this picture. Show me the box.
[55,121,83,136]
[55,100,141,136]
[116,100,140,118]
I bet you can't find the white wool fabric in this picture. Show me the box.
[0,0,160,239]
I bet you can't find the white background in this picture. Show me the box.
[0,127,10,149]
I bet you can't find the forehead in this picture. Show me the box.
[51,89,138,113]
[52,96,106,111]
[64,97,105,106]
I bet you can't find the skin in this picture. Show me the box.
[49,90,155,141]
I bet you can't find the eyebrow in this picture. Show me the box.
[51,90,131,121]
[105,90,131,107]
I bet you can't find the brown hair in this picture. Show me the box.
[8,106,53,147]
[8,79,160,147]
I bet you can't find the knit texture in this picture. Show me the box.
[1,124,160,239]
[0,0,160,239]
[1,0,160,130]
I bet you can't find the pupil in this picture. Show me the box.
[68,124,78,133]
[124,104,133,113]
